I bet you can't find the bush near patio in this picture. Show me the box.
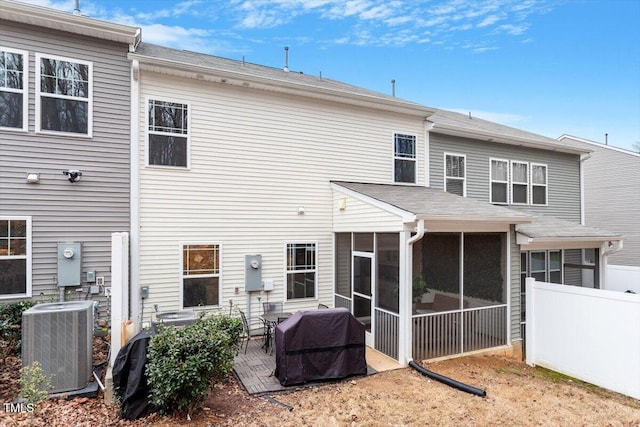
[145,315,242,416]
[0,301,36,360]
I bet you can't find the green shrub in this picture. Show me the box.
[145,315,242,415]
[20,361,52,404]
[0,301,36,357]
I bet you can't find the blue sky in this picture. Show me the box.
[24,0,640,151]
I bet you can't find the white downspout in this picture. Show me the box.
[402,219,426,364]
[579,153,591,225]
[600,240,624,289]
[130,59,141,332]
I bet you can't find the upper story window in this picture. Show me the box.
[182,243,220,308]
[445,153,466,196]
[394,133,416,183]
[531,163,548,205]
[0,48,28,131]
[36,54,92,136]
[490,159,509,204]
[148,99,189,167]
[286,242,316,300]
[0,217,31,299]
[511,161,529,205]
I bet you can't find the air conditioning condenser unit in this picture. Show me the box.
[22,301,94,393]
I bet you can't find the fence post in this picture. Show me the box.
[525,277,535,366]
[110,232,129,367]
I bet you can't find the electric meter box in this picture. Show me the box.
[245,254,262,292]
[57,242,82,287]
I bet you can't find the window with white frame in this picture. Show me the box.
[0,48,28,131]
[511,161,529,204]
[394,133,416,183]
[37,54,92,135]
[0,217,31,298]
[286,242,316,299]
[490,159,508,204]
[445,153,466,196]
[148,99,189,167]
[182,244,220,307]
[531,163,548,205]
[524,250,563,284]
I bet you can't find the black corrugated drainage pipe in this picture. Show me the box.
[409,360,487,398]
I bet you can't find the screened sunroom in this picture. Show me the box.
[331,182,531,364]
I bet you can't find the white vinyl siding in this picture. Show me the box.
[444,153,466,196]
[136,72,425,320]
[490,158,509,204]
[35,53,93,137]
[0,217,32,299]
[0,47,28,132]
[531,163,548,206]
[511,161,529,205]
[285,242,317,300]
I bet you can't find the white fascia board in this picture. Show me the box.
[131,54,434,117]
[331,183,416,222]
[517,233,623,250]
[558,134,640,157]
[1,0,141,48]
[431,124,589,156]
[418,214,531,224]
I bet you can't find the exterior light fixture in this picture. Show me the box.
[298,206,305,215]
[63,170,82,183]
[26,173,40,184]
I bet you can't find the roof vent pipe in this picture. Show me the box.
[605,133,608,145]
[73,0,81,15]
[284,46,289,72]
[391,79,396,97]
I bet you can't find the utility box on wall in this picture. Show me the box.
[57,242,82,287]
[245,255,262,292]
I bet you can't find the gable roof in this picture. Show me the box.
[558,134,640,158]
[332,181,532,223]
[0,0,140,49]
[429,109,589,155]
[129,42,435,117]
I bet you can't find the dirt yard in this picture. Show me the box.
[1,351,639,426]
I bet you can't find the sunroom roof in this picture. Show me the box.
[331,181,532,223]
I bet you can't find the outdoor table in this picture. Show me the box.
[260,312,292,353]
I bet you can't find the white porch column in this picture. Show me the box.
[110,232,129,367]
[398,230,411,365]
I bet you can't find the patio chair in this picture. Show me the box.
[237,309,250,355]
[317,303,329,309]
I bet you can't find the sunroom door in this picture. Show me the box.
[353,252,374,347]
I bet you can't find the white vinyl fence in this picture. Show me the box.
[526,278,640,400]
[606,265,640,293]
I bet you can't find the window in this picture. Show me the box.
[511,161,529,204]
[286,242,316,299]
[531,163,547,205]
[490,159,508,204]
[148,99,189,167]
[36,54,92,135]
[0,217,31,298]
[523,250,563,284]
[445,153,466,196]
[182,244,220,307]
[0,48,28,131]
[394,133,416,183]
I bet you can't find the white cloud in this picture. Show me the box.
[477,14,502,28]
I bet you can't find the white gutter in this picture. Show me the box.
[600,240,624,287]
[130,59,141,332]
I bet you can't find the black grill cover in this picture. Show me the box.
[112,330,157,420]
[275,308,367,386]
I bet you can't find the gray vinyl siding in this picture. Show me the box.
[430,133,582,222]
[583,145,640,267]
[0,20,131,306]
